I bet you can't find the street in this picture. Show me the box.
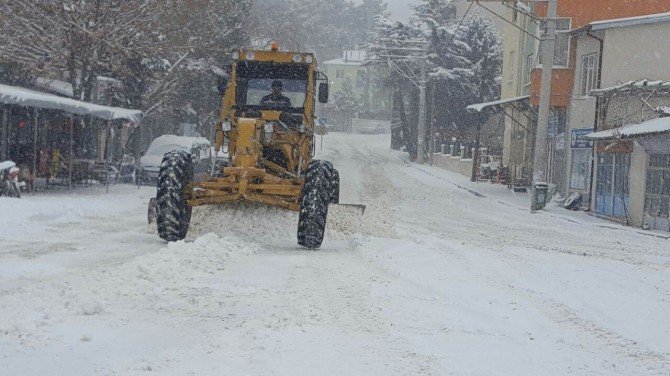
[1,133,669,375]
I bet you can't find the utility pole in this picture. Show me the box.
[416,56,427,164]
[370,37,428,163]
[531,0,558,211]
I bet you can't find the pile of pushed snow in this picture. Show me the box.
[0,233,256,344]
[189,203,364,241]
[189,203,298,241]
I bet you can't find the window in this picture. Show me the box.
[356,70,366,89]
[523,54,534,85]
[645,154,670,219]
[235,61,308,111]
[548,108,567,136]
[336,69,344,79]
[570,149,592,190]
[580,53,599,96]
[539,18,571,67]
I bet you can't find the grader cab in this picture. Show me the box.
[152,45,359,248]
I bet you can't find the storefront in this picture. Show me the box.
[588,117,670,231]
[641,135,670,231]
[0,83,142,189]
[594,142,631,220]
[568,128,593,194]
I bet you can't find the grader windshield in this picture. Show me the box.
[235,61,309,113]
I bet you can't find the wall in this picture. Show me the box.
[629,141,649,227]
[601,22,670,86]
[535,0,670,29]
[432,153,474,178]
[530,0,670,110]
[501,6,533,169]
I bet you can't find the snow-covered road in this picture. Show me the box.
[1,133,669,375]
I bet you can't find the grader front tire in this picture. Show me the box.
[297,160,333,249]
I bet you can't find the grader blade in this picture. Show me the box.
[330,203,366,215]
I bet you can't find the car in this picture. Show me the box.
[139,135,212,185]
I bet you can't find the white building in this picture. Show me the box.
[568,13,670,231]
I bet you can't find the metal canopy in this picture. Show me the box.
[0,83,143,122]
[466,95,531,113]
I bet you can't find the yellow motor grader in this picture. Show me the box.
[152,45,362,248]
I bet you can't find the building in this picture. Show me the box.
[567,13,670,231]
[531,0,670,198]
[454,0,507,34]
[495,2,540,188]
[495,0,670,192]
[563,11,670,231]
[321,50,390,129]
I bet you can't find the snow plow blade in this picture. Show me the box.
[330,203,366,215]
[325,203,366,236]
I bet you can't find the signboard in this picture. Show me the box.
[571,128,594,149]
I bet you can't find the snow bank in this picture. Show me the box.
[0,233,257,344]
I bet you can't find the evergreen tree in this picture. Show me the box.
[430,13,502,141]
[331,75,363,132]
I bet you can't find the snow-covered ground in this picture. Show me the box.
[1,133,669,375]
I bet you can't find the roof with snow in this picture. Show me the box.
[590,79,670,97]
[466,95,530,113]
[586,117,670,140]
[590,12,670,30]
[0,83,142,122]
[571,12,670,34]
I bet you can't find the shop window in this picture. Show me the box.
[595,153,630,219]
[570,149,592,190]
[645,154,670,219]
[548,108,567,136]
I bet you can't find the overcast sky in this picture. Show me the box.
[386,0,421,22]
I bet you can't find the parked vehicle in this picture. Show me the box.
[0,161,25,198]
[138,135,212,185]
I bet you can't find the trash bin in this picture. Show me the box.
[532,182,549,211]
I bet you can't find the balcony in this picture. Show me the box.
[529,68,574,108]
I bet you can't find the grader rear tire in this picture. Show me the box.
[156,150,193,242]
[298,160,333,249]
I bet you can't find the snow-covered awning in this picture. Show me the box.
[466,95,530,113]
[590,79,670,97]
[586,117,670,140]
[0,83,142,122]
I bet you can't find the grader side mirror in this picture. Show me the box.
[318,83,329,104]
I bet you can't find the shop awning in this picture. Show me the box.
[586,116,670,140]
[0,83,143,122]
[466,95,530,113]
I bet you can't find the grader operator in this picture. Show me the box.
[152,45,360,249]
